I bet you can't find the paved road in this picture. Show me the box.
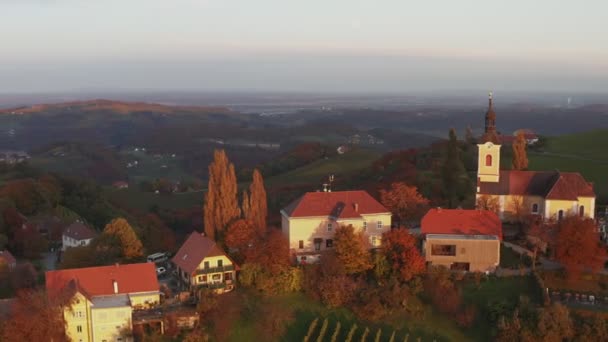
[42,251,58,271]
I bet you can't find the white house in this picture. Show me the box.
[62,222,97,250]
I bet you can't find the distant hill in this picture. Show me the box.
[0,99,232,115]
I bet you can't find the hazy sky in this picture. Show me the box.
[1,0,607,93]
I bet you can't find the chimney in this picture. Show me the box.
[113,280,118,294]
[354,203,359,212]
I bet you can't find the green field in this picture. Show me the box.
[266,149,381,187]
[105,187,203,212]
[119,149,196,183]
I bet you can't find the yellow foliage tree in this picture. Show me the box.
[103,218,144,259]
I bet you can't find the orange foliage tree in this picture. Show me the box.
[247,229,290,275]
[554,216,606,278]
[103,217,144,259]
[512,131,529,170]
[243,169,267,235]
[380,182,429,225]
[475,194,500,214]
[1,290,67,341]
[334,225,372,275]
[381,228,426,281]
[225,219,258,263]
[203,150,240,241]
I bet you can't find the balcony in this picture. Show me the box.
[194,265,234,275]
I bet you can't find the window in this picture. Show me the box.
[212,274,221,281]
[485,154,492,166]
[363,221,367,231]
[532,203,539,214]
[431,244,456,256]
[314,238,322,251]
[224,272,232,281]
[580,205,585,217]
[201,275,207,282]
[377,221,383,229]
[299,240,304,249]
[326,239,333,248]
[77,325,82,333]
[197,275,204,283]
[204,261,209,269]
[371,236,378,247]
[327,222,333,232]
[217,260,223,268]
[73,311,84,318]
[558,210,564,221]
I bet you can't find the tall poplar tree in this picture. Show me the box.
[441,129,468,208]
[512,131,529,170]
[247,169,268,235]
[204,150,240,241]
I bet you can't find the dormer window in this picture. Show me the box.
[485,154,492,167]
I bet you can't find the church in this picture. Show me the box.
[476,93,596,221]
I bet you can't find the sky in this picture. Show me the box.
[1,0,607,93]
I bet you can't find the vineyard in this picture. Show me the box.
[300,317,435,342]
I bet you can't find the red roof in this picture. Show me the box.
[172,232,231,274]
[45,263,159,299]
[0,250,16,268]
[63,222,97,241]
[421,208,502,240]
[478,170,595,200]
[282,190,389,219]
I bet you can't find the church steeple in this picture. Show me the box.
[482,91,499,144]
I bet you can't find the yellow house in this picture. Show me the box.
[281,190,392,263]
[476,141,595,221]
[172,232,238,293]
[46,263,160,342]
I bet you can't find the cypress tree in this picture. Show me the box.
[512,131,529,170]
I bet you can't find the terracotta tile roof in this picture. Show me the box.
[282,190,390,219]
[172,232,230,274]
[63,222,97,241]
[478,170,595,200]
[421,208,503,240]
[45,263,159,299]
[0,250,16,268]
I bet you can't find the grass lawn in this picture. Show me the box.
[266,149,381,187]
[227,292,469,342]
[105,187,203,211]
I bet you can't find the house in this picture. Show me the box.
[476,94,595,221]
[421,208,502,272]
[172,232,237,293]
[46,263,160,342]
[281,190,392,263]
[62,222,97,250]
[0,250,17,270]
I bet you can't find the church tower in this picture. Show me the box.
[481,92,500,144]
[478,92,501,183]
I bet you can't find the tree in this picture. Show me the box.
[1,290,67,342]
[241,190,250,222]
[380,183,429,226]
[247,229,290,275]
[381,228,426,281]
[246,169,267,235]
[536,303,574,341]
[203,150,240,241]
[103,218,144,259]
[476,194,500,213]
[441,129,469,208]
[512,131,529,170]
[333,225,372,274]
[225,219,257,263]
[554,216,606,279]
[465,125,476,145]
[137,213,176,253]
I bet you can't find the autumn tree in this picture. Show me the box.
[554,216,606,279]
[224,219,257,263]
[476,194,500,214]
[137,213,176,253]
[247,229,290,275]
[334,225,372,274]
[244,169,267,235]
[1,290,67,342]
[441,129,469,208]
[512,131,529,171]
[380,182,429,226]
[103,217,144,259]
[203,150,240,241]
[381,228,426,281]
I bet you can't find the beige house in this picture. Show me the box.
[281,190,392,263]
[46,263,160,342]
[172,232,237,293]
[421,208,502,272]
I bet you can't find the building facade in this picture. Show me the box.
[62,222,97,250]
[172,232,237,293]
[421,208,502,272]
[281,190,392,263]
[46,263,160,342]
